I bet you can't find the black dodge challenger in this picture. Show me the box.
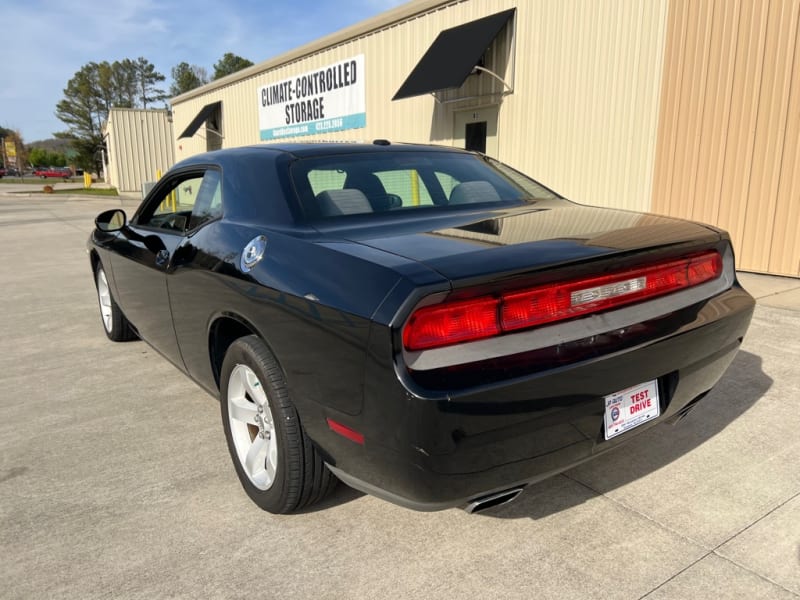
[89,142,755,514]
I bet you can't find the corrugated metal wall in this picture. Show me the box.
[652,0,800,276]
[172,0,667,213]
[502,0,668,210]
[106,108,175,193]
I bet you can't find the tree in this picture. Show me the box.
[29,147,66,168]
[110,59,139,108]
[94,60,137,114]
[133,57,168,108]
[55,58,168,171]
[170,62,209,96]
[212,53,254,80]
[55,63,105,172]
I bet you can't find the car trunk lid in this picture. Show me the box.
[331,202,722,285]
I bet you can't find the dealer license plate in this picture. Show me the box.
[604,380,660,440]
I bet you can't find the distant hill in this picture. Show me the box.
[28,138,72,152]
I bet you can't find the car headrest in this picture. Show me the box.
[449,181,501,204]
[344,173,393,211]
[316,189,373,216]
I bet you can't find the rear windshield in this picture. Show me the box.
[289,151,559,220]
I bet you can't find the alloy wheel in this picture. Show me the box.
[96,268,113,333]
[226,364,278,490]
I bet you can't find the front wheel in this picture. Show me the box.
[220,335,336,513]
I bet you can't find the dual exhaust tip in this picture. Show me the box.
[464,486,525,514]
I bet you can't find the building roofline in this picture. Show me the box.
[170,0,455,105]
[108,107,171,114]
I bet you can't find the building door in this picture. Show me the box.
[454,106,499,157]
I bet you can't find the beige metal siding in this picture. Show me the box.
[652,0,800,276]
[502,0,668,211]
[106,108,175,193]
[172,0,667,213]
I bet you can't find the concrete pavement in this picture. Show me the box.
[1,193,798,599]
[737,272,800,311]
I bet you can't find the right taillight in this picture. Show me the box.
[403,251,723,352]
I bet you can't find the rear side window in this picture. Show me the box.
[188,169,223,229]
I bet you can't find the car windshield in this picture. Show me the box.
[289,151,560,220]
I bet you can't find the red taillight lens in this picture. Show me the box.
[403,251,723,351]
[501,251,723,332]
[402,296,500,351]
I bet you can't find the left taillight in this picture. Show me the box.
[402,296,501,351]
[403,251,723,352]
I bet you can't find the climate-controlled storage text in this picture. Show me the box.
[258,55,366,140]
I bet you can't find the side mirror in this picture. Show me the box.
[95,209,127,232]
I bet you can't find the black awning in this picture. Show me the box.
[178,101,221,139]
[392,9,515,101]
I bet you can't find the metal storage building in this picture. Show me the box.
[169,0,800,277]
[104,108,175,194]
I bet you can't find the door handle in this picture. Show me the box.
[155,249,170,267]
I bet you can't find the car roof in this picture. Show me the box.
[177,141,472,167]
[165,142,482,228]
[261,141,471,158]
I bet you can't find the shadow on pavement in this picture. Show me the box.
[295,480,366,514]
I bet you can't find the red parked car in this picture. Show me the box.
[34,167,73,180]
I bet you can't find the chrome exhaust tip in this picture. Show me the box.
[465,486,525,514]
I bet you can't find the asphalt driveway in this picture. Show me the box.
[1,193,798,599]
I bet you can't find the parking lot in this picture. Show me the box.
[1,192,799,599]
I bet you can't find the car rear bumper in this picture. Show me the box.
[316,284,755,511]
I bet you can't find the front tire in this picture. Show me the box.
[94,264,136,341]
[220,335,336,514]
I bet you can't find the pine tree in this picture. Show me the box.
[212,53,254,80]
[133,56,168,108]
[170,62,209,96]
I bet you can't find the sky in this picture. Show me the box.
[0,0,407,143]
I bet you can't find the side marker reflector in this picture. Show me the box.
[326,418,365,445]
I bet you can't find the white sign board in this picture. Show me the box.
[258,55,366,140]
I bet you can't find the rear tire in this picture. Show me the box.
[220,335,336,514]
[94,264,136,341]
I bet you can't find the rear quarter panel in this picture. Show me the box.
[167,220,428,418]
